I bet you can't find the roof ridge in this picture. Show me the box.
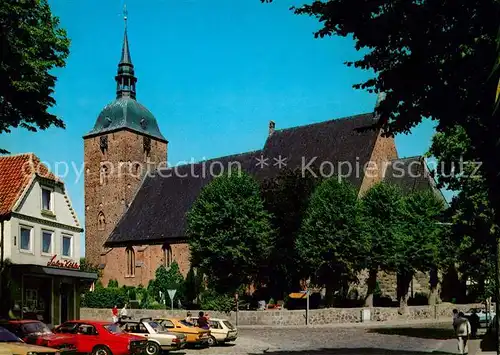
[390,155,424,162]
[164,149,262,170]
[0,152,35,159]
[274,112,374,133]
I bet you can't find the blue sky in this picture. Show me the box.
[3,0,444,255]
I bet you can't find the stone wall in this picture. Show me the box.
[81,303,485,326]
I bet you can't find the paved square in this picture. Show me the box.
[178,322,469,354]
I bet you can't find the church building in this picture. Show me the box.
[83,19,443,290]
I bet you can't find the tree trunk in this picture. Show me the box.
[429,266,440,306]
[324,283,335,307]
[364,268,378,307]
[397,271,413,311]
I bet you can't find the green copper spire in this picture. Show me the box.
[84,4,167,143]
[115,4,137,99]
[120,5,132,65]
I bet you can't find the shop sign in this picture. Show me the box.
[47,255,80,269]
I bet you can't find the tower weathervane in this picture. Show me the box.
[123,3,128,26]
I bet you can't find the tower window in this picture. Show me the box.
[126,247,135,276]
[98,211,106,231]
[164,244,173,267]
[143,136,151,158]
[100,164,110,185]
[100,135,108,154]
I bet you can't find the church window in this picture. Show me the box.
[126,247,135,276]
[98,212,106,231]
[164,244,173,267]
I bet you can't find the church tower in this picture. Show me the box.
[83,9,168,267]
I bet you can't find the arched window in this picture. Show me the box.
[100,164,109,185]
[126,247,135,276]
[164,245,173,267]
[97,212,106,231]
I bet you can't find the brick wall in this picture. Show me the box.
[358,133,398,197]
[83,130,167,267]
[100,242,192,287]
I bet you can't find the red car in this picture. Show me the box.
[54,320,147,355]
[0,320,76,353]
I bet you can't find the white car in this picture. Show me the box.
[118,319,186,354]
[189,317,238,346]
[464,308,496,328]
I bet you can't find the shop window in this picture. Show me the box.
[41,230,53,255]
[98,212,106,230]
[20,226,32,252]
[23,276,52,324]
[126,247,135,276]
[62,235,72,257]
[163,245,173,267]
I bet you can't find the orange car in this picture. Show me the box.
[153,318,210,347]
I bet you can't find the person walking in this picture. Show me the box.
[119,303,128,320]
[112,305,118,323]
[454,311,471,354]
[452,309,459,331]
[469,309,480,338]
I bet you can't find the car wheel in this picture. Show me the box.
[146,341,160,355]
[92,345,111,355]
[207,335,217,346]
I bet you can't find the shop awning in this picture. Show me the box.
[11,264,98,280]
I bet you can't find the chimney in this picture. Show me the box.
[268,120,276,136]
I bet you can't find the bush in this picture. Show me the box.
[82,287,127,308]
[200,290,235,313]
[107,279,119,288]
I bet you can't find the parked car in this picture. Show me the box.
[0,326,62,355]
[117,318,186,354]
[153,318,210,347]
[0,319,76,354]
[188,317,238,346]
[53,320,147,355]
[464,308,496,328]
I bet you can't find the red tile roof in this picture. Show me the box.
[0,153,59,219]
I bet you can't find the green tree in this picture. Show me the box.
[0,0,70,153]
[428,126,495,302]
[296,177,367,306]
[153,262,184,308]
[260,167,321,298]
[361,182,406,307]
[187,170,274,294]
[183,267,204,305]
[397,191,446,307]
[79,258,100,275]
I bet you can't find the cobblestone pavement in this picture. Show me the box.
[178,323,482,355]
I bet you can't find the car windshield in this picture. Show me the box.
[55,323,78,334]
[146,321,163,333]
[21,322,52,335]
[0,327,22,342]
[105,323,123,334]
[179,320,194,327]
[223,321,235,330]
